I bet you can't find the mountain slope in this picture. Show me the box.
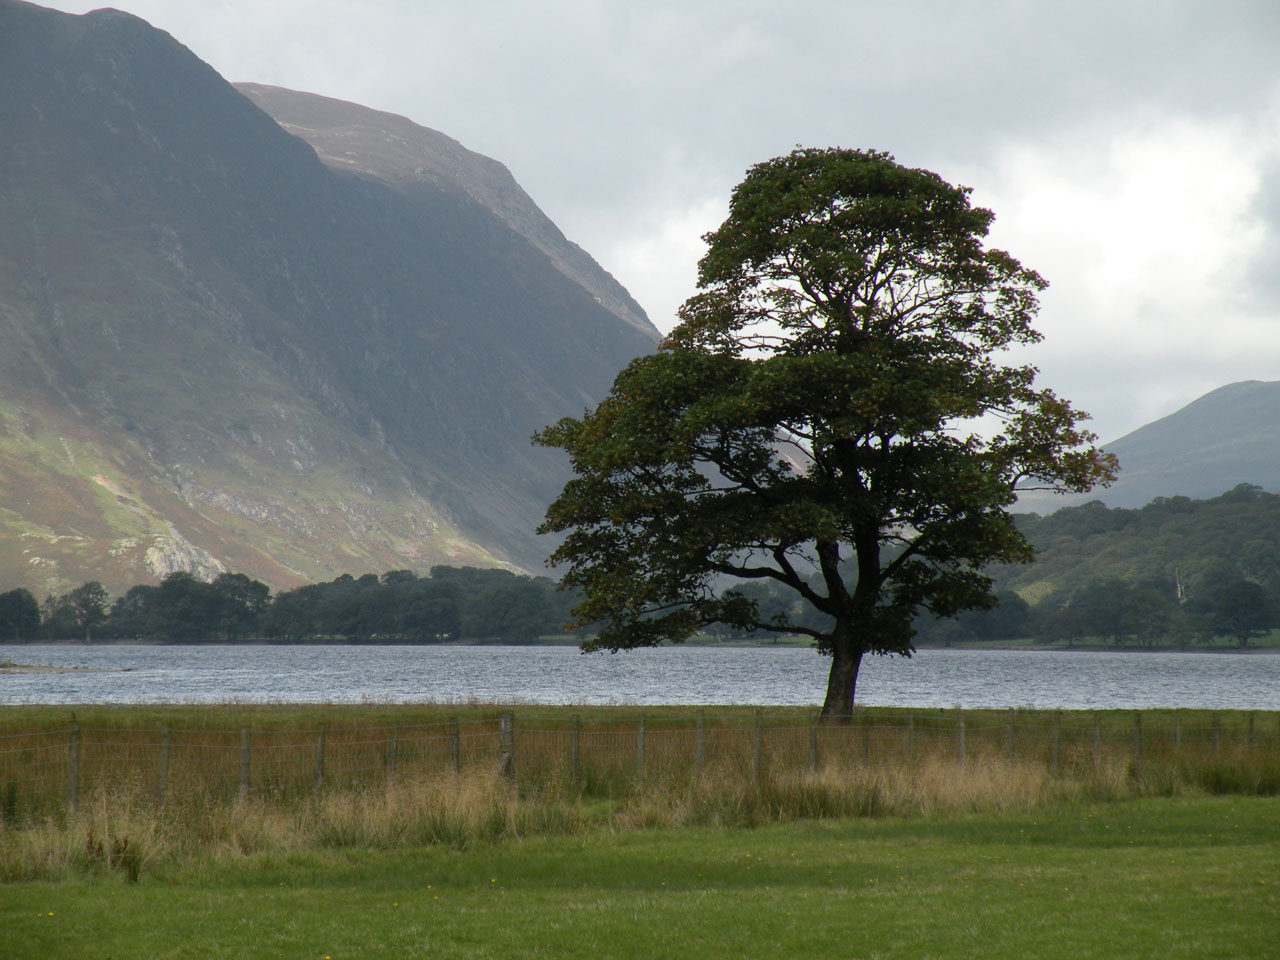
[1018,380,1280,513]
[233,82,654,341]
[0,0,658,596]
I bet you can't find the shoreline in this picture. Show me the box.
[2,640,1277,655]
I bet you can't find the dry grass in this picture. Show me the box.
[3,707,1277,883]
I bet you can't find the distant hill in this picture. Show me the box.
[0,0,658,596]
[1018,380,1280,513]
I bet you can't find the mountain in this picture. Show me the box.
[0,0,659,597]
[233,83,653,341]
[1018,380,1280,513]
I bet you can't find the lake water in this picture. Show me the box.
[2,645,1278,710]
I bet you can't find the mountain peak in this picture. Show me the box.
[0,2,655,596]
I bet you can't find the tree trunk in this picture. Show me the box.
[820,640,864,722]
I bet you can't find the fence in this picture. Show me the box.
[2,709,1277,826]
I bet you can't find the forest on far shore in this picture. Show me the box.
[0,566,580,645]
[1,485,1278,648]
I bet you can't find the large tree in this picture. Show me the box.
[537,148,1115,718]
[0,587,40,642]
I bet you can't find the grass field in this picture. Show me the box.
[2,795,1277,959]
[2,705,1278,957]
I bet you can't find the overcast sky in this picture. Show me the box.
[45,0,1280,443]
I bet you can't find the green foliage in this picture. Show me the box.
[538,147,1113,716]
[975,484,1280,647]
[0,588,39,641]
[12,567,575,644]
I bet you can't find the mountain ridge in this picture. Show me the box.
[233,82,656,341]
[1017,379,1280,513]
[0,0,656,596]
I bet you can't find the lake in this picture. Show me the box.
[2,644,1278,710]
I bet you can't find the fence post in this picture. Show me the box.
[957,711,965,765]
[450,717,461,774]
[695,711,706,771]
[157,724,171,807]
[810,714,819,772]
[1006,709,1015,762]
[1213,714,1222,758]
[312,723,326,794]
[636,716,646,776]
[1052,711,1062,775]
[386,724,399,779]
[66,722,81,814]
[238,728,251,803]
[753,711,763,782]
[570,714,581,783]
[498,712,515,780]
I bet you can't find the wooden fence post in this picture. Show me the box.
[312,723,326,794]
[450,718,461,774]
[1052,711,1062,775]
[570,714,581,783]
[636,716,646,776]
[66,722,81,814]
[695,711,706,771]
[238,728,251,803]
[157,724,171,807]
[386,724,399,778]
[753,711,763,782]
[498,712,514,780]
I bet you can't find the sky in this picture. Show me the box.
[43,0,1280,443]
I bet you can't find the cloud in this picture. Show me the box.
[970,103,1280,438]
[599,192,728,333]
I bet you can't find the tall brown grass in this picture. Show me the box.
[5,749,1276,884]
[3,708,1276,883]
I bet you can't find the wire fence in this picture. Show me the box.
[2,709,1277,826]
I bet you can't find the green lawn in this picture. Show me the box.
[4,796,1277,959]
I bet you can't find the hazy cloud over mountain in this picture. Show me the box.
[41,0,1280,442]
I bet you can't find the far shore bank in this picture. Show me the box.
[2,639,1277,654]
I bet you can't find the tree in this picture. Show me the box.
[209,573,270,640]
[1187,575,1274,648]
[0,588,40,642]
[67,582,109,641]
[108,584,159,638]
[537,148,1115,719]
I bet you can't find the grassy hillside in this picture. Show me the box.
[0,1,656,596]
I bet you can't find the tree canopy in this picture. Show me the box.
[537,147,1115,718]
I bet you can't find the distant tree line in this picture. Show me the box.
[914,484,1280,648]
[3,485,1278,648]
[0,567,581,644]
